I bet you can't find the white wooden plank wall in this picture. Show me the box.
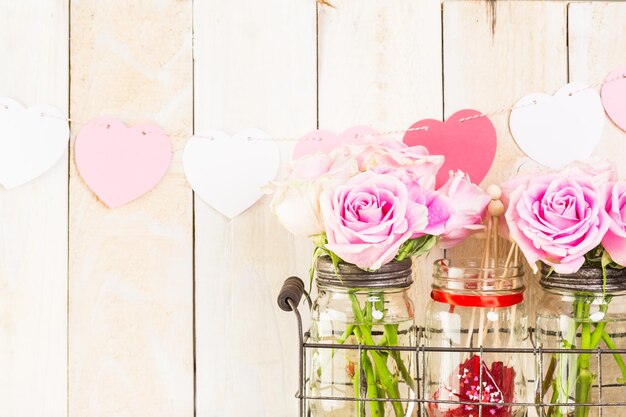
[0,2,68,417]
[569,2,626,177]
[0,1,624,416]
[68,1,194,416]
[193,1,316,416]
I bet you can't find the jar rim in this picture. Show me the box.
[316,256,413,289]
[539,263,626,293]
[433,257,525,280]
[431,258,525,296]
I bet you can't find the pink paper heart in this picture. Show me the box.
[293,125,378,159]
[601,67,626,131]
[403,109,497,188]
[75,117,173,208]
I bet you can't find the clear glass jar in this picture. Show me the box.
[536,265,626,417]
[424,258,528,417]
[309,256,416,417]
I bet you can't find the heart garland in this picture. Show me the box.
[75,117,173,208]
[183,129,280,219]
[0,97,70,189]
[2,68,625,215]
[601,67,626,131]
[293,125,378,158]
[403,109,497,188]
[509,83,605,169]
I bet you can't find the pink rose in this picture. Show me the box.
[374,166,452,237]
[288,153,333,181]
[505,175,609,273]
[437,170,490,249]
[499,160,617,240]
[602,182,626,266]
[357,136,408,149]
[501,159,616,198]
[320,171,428,270]
[341,142,444,191]
[562,159,617,188]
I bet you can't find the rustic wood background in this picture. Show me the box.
[0,1,625,416]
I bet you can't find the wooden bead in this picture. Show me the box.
[487,184,502,200]
[488,199,505,217]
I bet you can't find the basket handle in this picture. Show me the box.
[277,276,305,312]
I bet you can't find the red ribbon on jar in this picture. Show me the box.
[430,289,525,308]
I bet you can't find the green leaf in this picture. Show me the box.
[602,249,612,295]
[309,233,345,278]
[395,235,437,261]
[311,233,327,248]
[309,246,325,291]
[329,250,342,278]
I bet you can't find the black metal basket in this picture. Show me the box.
[278,276,626,417]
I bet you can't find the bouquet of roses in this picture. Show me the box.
[271,137,491,274]
[502,160,626,417]
[270,137,489,417]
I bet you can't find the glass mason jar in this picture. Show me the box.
[535,265,626,417]
[424,258,528,417]
[309,256,416,417]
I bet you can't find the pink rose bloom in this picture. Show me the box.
[562,159,617,188]
[320,171,428,270]
[499,159,617,240]
[374,166,452,237]
[505,175,609,274]
[358,136,407,149]
[340,142,444,191]
[501,159,616,199]
[602,182,626,266]
[437,170,490,249]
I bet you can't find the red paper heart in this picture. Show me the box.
[403,109,497,188]
[293,126,378,159]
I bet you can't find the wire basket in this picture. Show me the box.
[277,277,626,417]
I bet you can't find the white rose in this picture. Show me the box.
[270,150,359,237]
[271,181,324,237]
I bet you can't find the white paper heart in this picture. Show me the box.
[0,97,70,189]
[509,83,605,169]
[183,129,280,218]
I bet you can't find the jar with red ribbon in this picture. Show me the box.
[424,258,529,417]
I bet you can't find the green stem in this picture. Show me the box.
[395,240,414,261]
[384,324,414,390]
[546,379,561,417]
[366,297,373,322]
[601,331,626,383]
[589,322,607,348]
[349,294,405,417]
[337,325,356,345]
[589,302,609,349]
[553,298,581,412]
[353,359,363,417]
[588,298,626,385]
[537,354,557,403]
[574,368,592,417]
[574,299,592,417]
[362,351,384,417]
[331,324,357,361]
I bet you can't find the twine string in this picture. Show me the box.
[1,70,623,142]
